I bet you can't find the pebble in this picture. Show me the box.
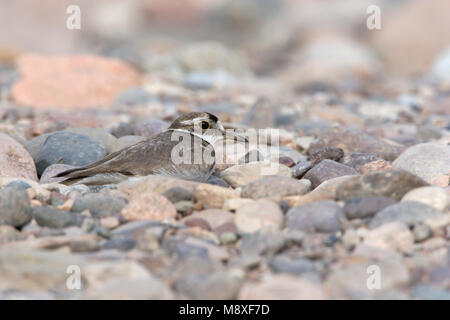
[343,196,396,219]
[0,225,21,244]
[362,222,414,253]
[234,199,284,234]
[336,169,428,201]
[0,187,32,228]
[401,186,450,211]
[268,255,316,275]
[286,201,343,233]
[121,192,176,222]
[308,147,344,165]
[64,128,117,154]
[33,206,78,229]
[241,175,310,199]
[393,142,450,184]
[239,230,286,257]
[369,201,444,229]
[71,194,126,218]
[238,150,264,164]
[133,118,169,138]
[340,153,381,172]
[0,132,38,181]
[221,161,292,186]
[162,186,194,203]
[34,131,107,176]
[304,159,358,189]
[182,209,234,229]
[309,126,404,161]
[291,160,313,178]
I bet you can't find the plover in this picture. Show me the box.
[55,112,246,185]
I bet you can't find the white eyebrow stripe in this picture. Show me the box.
[180,117,209,125]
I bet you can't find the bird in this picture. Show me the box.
[54,112,246,185]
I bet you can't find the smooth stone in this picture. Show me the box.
[221,161,292,186]
[71,194,126,218]
[184,218,211,231]
[121,192,176,222]
[410,222,432,242]
[133,118,169,138]
[0,132,38,181]
[234,199,284,234]
[286,200,343,233]
[344,196,397,219]
[363,222,414,253]
[0,225,21,244]
[162,187,194,203]
[204,174,229,187]
[336,169,428,201]
[393,142,450,184]
[34,131,107,176]
[64,128,117,153]
[182,209,234,229]
[222,198,255,211]
[268,255,316,275]
[6,180,31,190]
[304,159,358,189]
[369,201,444,229]
[308,147,344,165]
[341,152,382,172]
[401,186,450,211]
[240,229,286,257]
[110,122,134,138]
[309,126,404,161]
[241,175,310,199]
[291,160,313,179]
[32,206,78,229]
[0,187,32,227]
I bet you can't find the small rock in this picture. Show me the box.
[410,222,432,242]
[241,175,310,199]
[121,192,176,222]
[360,159,393,174]
[33,206,78,229]
[34,131,107,176]
[0,225,21,244]
[162,186,194,203]
[220,232,238,245]
[344,196,396,219]
[110,122,134,138]
[268,255,316,276]
[286,201,343,233]
[184,218,211,231]
[114,87,150,107]
[278,156,296,168]
[393,142,450,184]
[309,126,404,161]
[182,209,234,229]
[370,201,444,229]
[234,199,284,234]
[401,186,450,211]
[363,222,414,253]
[0,187,32,227]
[336,169,428,201]
[308,147,344,165]
[64,128,117,153]
[72,194,126,218]
[133,118,169,138]
[194,183,240,209]
[240,229,286,257]
[0,132,37,181]
[340,153,381,172]
[304,159,358,189]
[221,161,291,186]
[291,160,313,179]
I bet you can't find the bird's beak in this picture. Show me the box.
[224,130,248,143]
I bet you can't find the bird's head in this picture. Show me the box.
[168,112,247,144]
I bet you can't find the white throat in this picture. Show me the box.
[169,129,222,146]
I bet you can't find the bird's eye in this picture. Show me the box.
[201,121,210,130]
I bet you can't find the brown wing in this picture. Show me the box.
[55,130,215,181]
